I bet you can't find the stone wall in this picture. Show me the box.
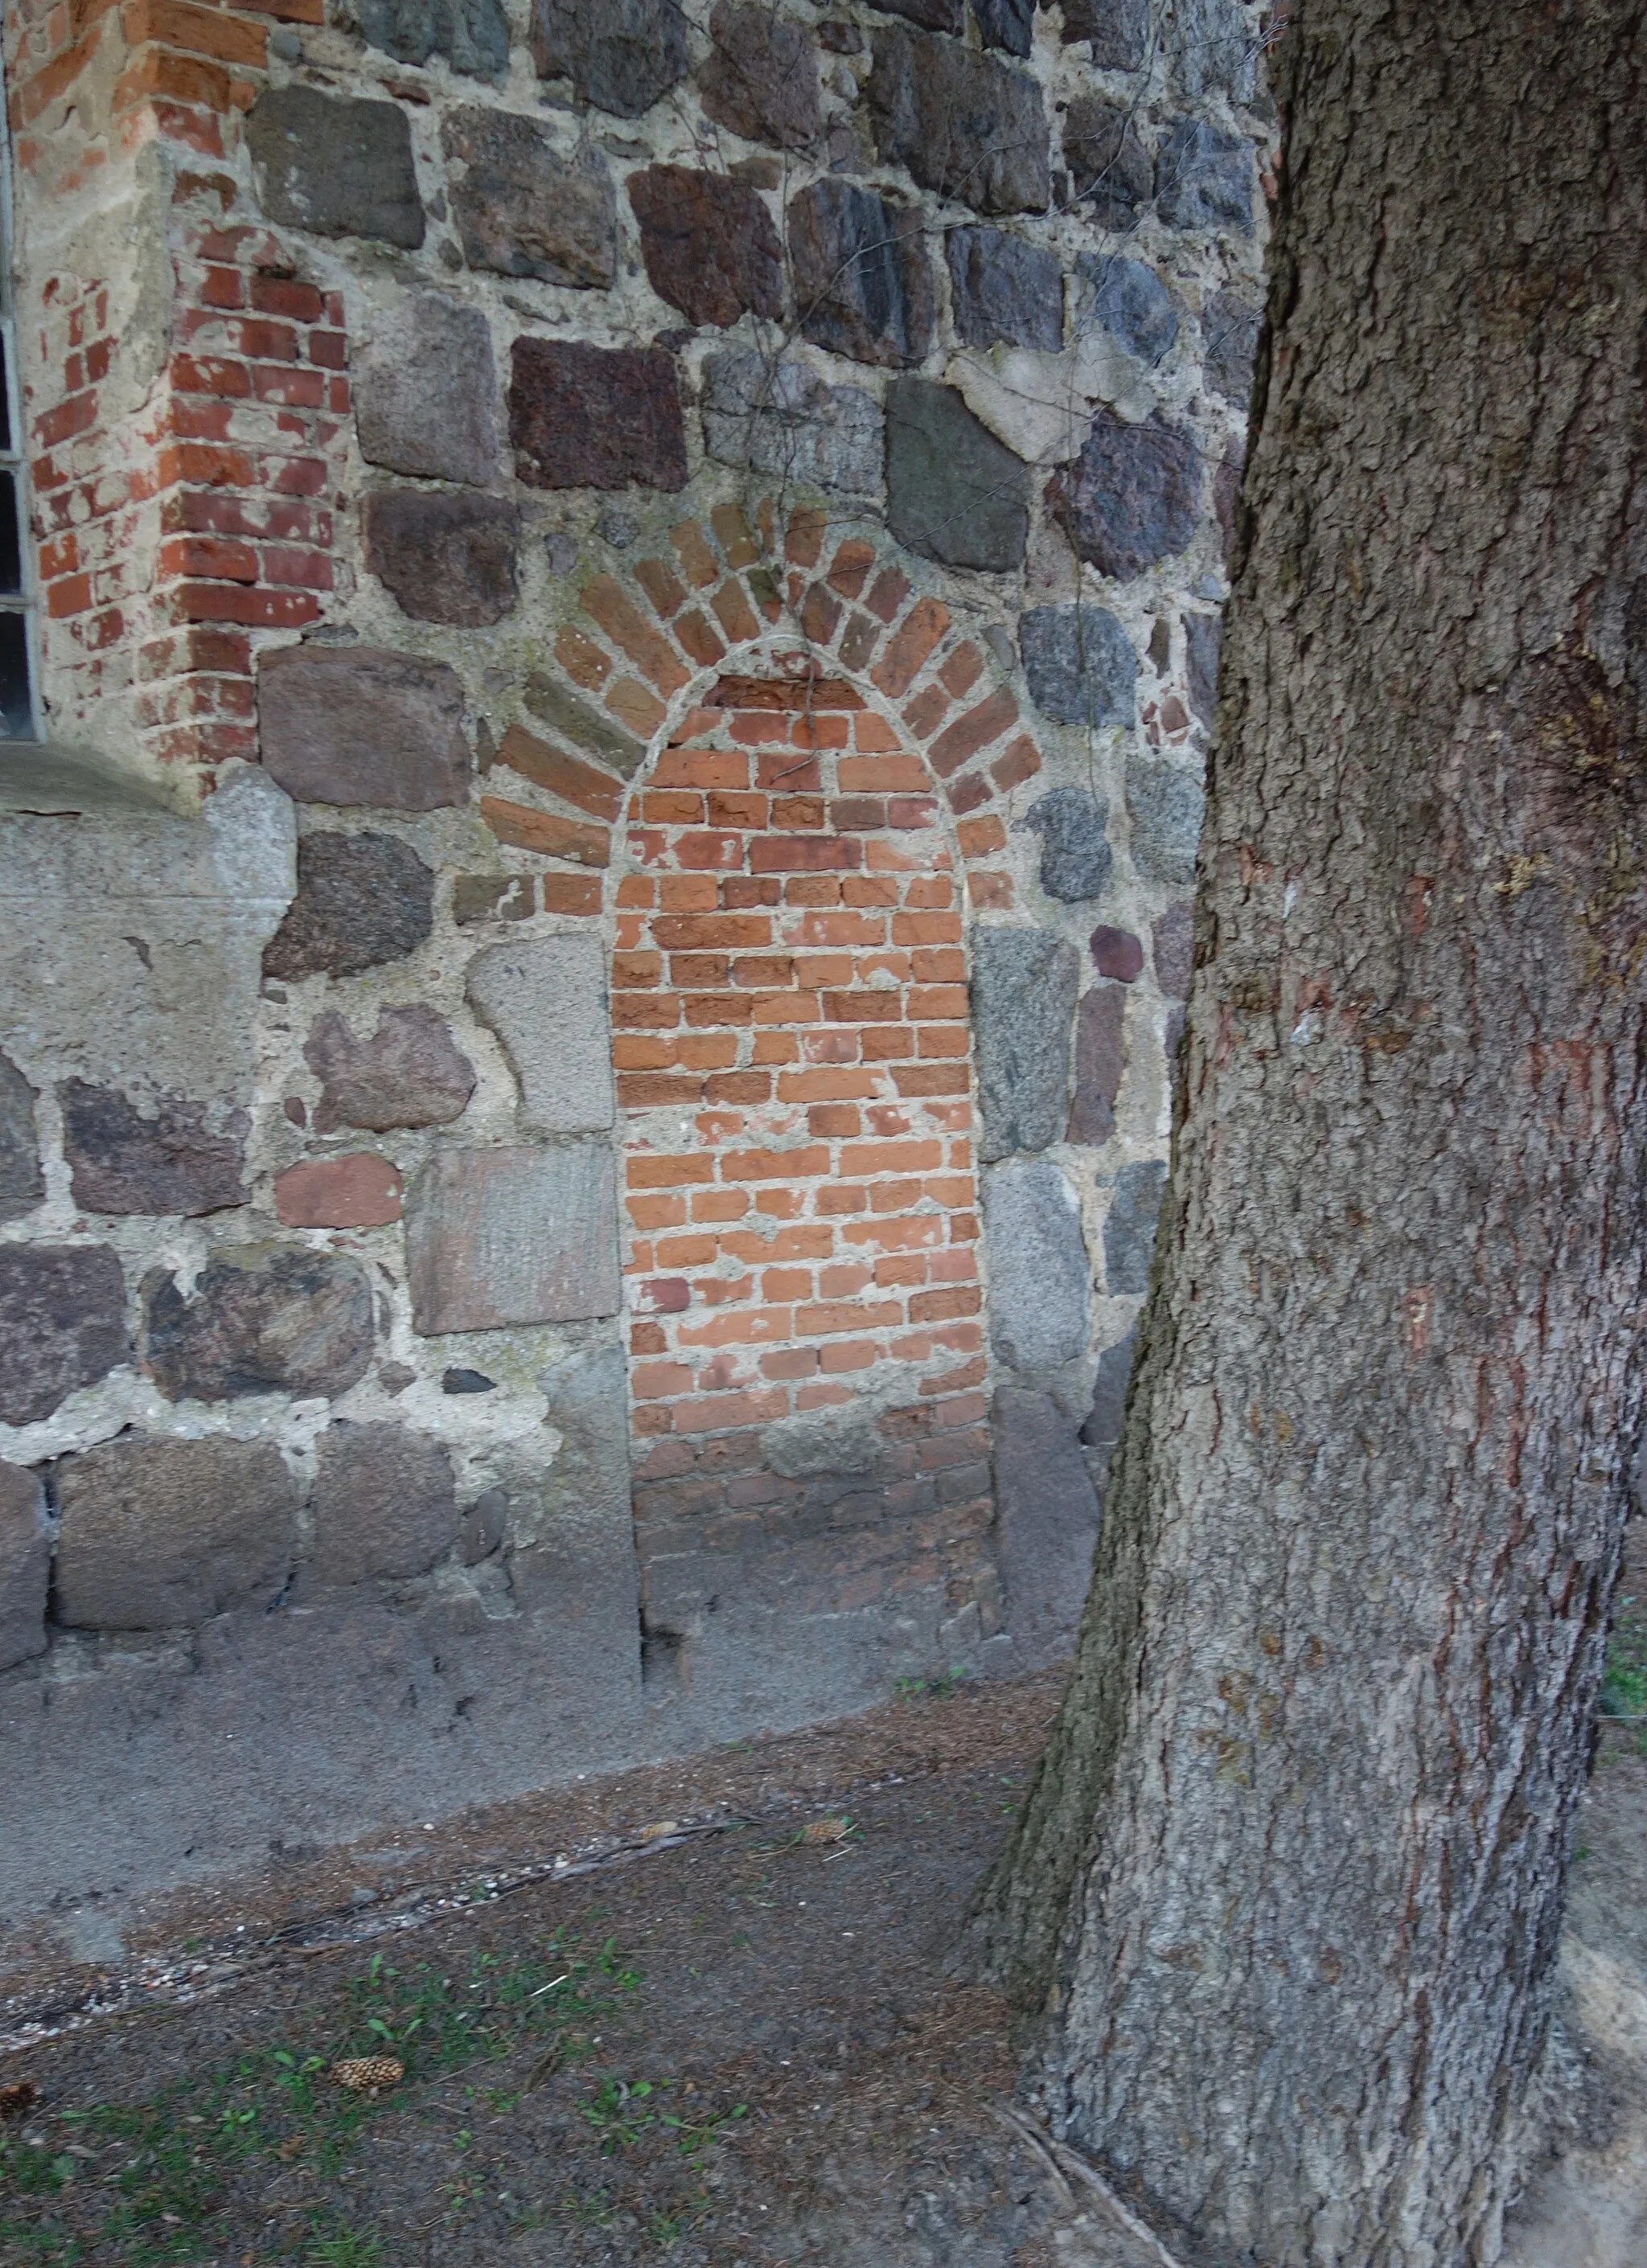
[0,0,1271,1952]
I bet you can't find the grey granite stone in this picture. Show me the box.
[259,648,471,811]
[0,1245,128,1425]
[991,1386,1099,1663]
[141,1246,374,1404]
[700,2,822,150]
[530,0,688,118]
[0,1461,48,1671]
[790,180,934,369]
[1080,1327,1136,1450]
[247,87,424,249]
[263,831,435,982]
[355,294,500,486]
[971,927,1078,1160]
[363,490,520,627]
[983,1159,1090,1370]
[0,1052,42,1221]
[306,1422,459,1587]
[1062,97,1152,229]
[868,27,1049,215]
[305,1005,476,1134]
[358,0,508,80]
[970,0,1033,57]
[1060,0,1148,68]
[406,1146,621,1332]
[701,351,882,496]
[1078,252,1177,363]
[1151,900,1195,997]
[54,1437,298,1629]
[1021,788,1112,903]
[1066,982,1127,1144]
[1156,118,1254,233]
[1171,0,1256,100]
[59,1081,247,1216]
[465,935,614,1135]
[1019,604,1136,728]
[1126,751,1205,884]
[885,379,1029,573]
[442,109,616,287]
[1184,611,1222,725]
[1104,1159,1168,1294]
[1205,288,1260,405]
[1047,410,1201,580]
[947,226,1062,351]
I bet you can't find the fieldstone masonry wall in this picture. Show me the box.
[0,0,1271,1950]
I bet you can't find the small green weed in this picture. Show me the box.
[895,1665,969,1702]
[1601,1594,1647,1719]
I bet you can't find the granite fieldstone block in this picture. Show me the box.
[510,338,688,493]
[699,2,822,149]
[885,379,1029,573]
[1126,751,1205,884]
[991,1386,1099,1662]
[946,226,1063,351]
[259,649,471,811]
[1021,787,1112,903]
[364,490,520,627]
[1066,982,1127,1144]
[0,1245,128,1426]
[701,351,882,495]
[530,0,689,118]
[464,935,614,1134]
[1156,118,1254,233]
[1171,0,1256,100]
[1090,925,1144,982]
[1062,97,1153,228]
[59,1081,248,1217]
[867,0,963,27]
[263,832,435,983]
[1047,410,1201,580]
[142,1246,374,1405]
[868,27,1050,215]
[1104,1158,1168,1294]
[1020,605,1136,728]
[0,1460,48,1671]
[53,1436,298,1630]
[1079,252,1178,363]
[0,1052,42,1221]
[355,295,500,486]
[1081,1325,1136,1450]
[358,0,508,80]
[305,1006,476,1134]
[790,180,934,370]
[971,927,1078,1160]
[247,87,424,249]
[983,1159,1090,1370]
[273,1155,403,1229]
[1060,0,1148,68]
[442,109,616,287]
[628,166,784,329]
[1185,612,1222,725]
[1152,900,1195,997]
[306,1421,459,1587]
[406,1145,621,1333]
[970,0,1033,58]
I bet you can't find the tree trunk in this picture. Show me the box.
[974,5,1647,2261]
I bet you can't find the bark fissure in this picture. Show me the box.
[972,5,1647,2262]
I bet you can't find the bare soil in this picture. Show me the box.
[2,1659,1643,2268]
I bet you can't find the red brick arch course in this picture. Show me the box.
[480,498,1049,1656]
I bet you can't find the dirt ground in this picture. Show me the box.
[2,1659,1645,2268]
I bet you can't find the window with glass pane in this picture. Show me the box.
[0,99,36,741]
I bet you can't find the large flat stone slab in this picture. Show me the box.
[886,378,1029,572]
[971,927,1078,1160]
[790,181,934,370]
[258,648,472,812]
[247,86,424,248]
[702,352,883,496]
[406,1146,621,1332]
[54,1436,298,1630]
[465,935,614,1134]
[355,294,501,487]
[628,166,784,330]
[442,108,615,286]
[983,1159,1090,1372]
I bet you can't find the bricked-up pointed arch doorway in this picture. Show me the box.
[613,660,997,1708]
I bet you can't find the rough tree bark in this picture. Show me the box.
[974,5,1647,2262]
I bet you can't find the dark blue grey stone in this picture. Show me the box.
[1081,1327,1136,1450]
[1020,605,1136,728]
[1062,98,1152,228]
[791,179,934,370]
[947,228,1063,352]
[1127,751,1205,885]
[992,1386,1099,1663]
[1184,612,1222,726]
[971,928,1078,1159]
[1205,289,1261,404]
[359,0,509,80]
[702,351,883,495]
[868,27,1050,216]
[1049,411,1201,581]
[969,0,1033,56]
[442,1367,495,1394]
[247,88,424,250]
[885,379,1029,573]
[530,0,689,118]
[1156,119,1254,233]
[1021,789,1112,904]
[1079,253,1177,364]
[984,1161,1090,1370]
[1104,1160,1168,1295]
[1171,0,1255,100]
[1060,0,1148,68]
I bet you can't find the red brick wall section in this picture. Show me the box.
[9,0,342,773]
[475,498,1049,1639]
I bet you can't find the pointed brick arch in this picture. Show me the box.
[479,498,1054,1697]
